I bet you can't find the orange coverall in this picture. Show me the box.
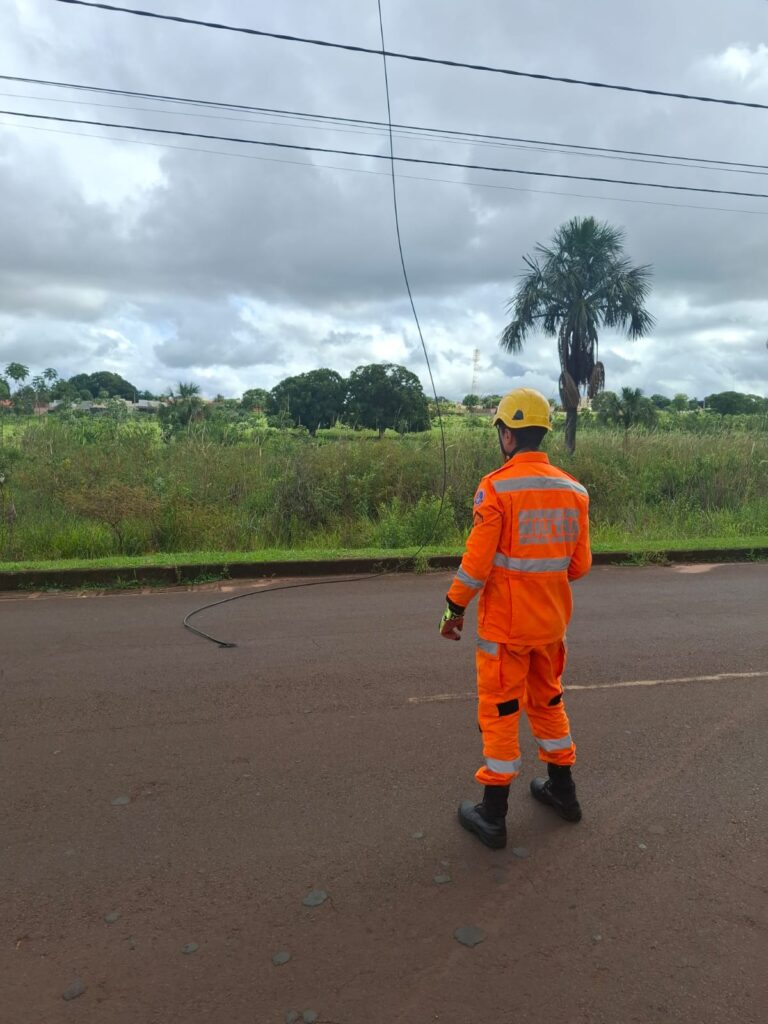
[447,452,592,786]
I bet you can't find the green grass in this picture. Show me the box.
[2,534,766,575]
[0,546,460,573]
[592,534,768,554]
[2,416,768,567]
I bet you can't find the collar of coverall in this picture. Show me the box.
[507,451,550,464]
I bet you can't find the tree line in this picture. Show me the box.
[3,359,764,437]
[1,361,432,437]
[0,365,147,408]
[591,388,768,428]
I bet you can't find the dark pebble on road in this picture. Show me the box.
[62,980,86,1001]
[454,926,486,947]
[302,890,328,907]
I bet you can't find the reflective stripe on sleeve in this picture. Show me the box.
[493,553,571,573]
[476,637,499,656]
[456,565,485,589]
[535,734,573,752]
[485,755,523,774]
[494,476,588,497]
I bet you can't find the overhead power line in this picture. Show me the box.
[9,88,768,180]
[374,0,448,563]
[6,117,768,217]
[182,0,450,648]
[4,74,768,175]
[5,107,768,201]
[53,0,768,113]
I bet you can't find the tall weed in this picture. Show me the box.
[2,416,766,560]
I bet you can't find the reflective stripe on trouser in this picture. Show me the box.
[474,636,576,787]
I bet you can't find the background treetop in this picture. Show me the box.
[266,368,346,436]
[344,363,430,437]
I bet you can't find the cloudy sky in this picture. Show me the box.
[1,0,767,401]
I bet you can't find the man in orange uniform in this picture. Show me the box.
[439,387,591,849]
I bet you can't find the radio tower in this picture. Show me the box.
[471,348,480,398]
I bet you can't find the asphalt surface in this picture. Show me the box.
[2,564,767,1024]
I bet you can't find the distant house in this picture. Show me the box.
[459,405,497,416]
[46,398,167,415]
[61,400,109,414]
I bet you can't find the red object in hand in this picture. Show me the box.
[439,605,465,641]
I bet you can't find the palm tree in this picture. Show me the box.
[4,362,29,388]
[170,381,203,426]
[594,387,658,430]
[500,217,654,453]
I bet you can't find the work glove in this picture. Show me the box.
[439,599,466,641]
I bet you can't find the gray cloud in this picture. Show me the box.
[150,302,278,369]
[601,350,642,373]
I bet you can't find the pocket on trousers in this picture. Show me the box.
[476,637,502,697]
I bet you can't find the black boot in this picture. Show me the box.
[530,764,582,822]
[458,785,509,849]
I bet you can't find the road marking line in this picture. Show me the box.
[408,670,768,704]
[408,692,475,704]
[569,671,768,691]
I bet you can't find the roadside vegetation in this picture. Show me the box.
[1,409,766,568]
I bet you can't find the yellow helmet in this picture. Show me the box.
[494,388,552,431]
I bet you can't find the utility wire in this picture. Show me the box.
[5,108,768,201]
[375,0,448,546]
[183,0,449,648]
[7,87,768,179]
[53,0,768,113]
[4,74,768,175]
[8,118,768,218]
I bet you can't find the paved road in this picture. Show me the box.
[2,565,767,1024]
